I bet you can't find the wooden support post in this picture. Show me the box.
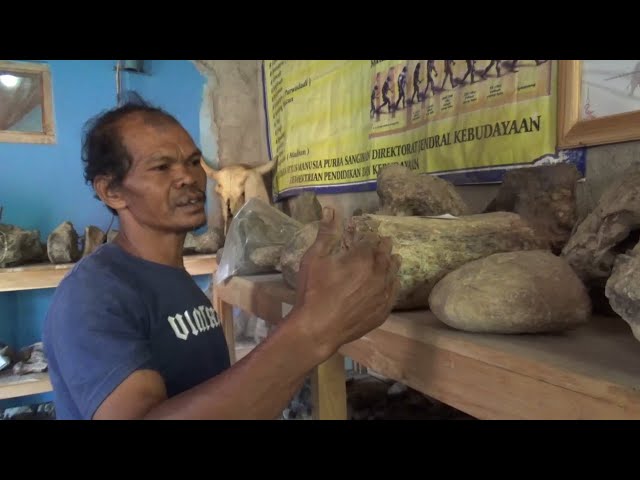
[214,289,236,365]
[311,353,348,420]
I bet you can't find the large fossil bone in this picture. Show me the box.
[280,212,549,310]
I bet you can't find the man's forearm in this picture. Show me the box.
[144,307,332,420]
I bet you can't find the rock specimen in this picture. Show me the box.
[485,164,580,254]
[280,221,323,288]
[106,229,119,243]
[376,164,470,217]
[47,221,81,264]
[605,242,640,342]
[81,226,106,257]
[286,191,323,224]
[184,227,223,254]
[249,245,283,269]
[562,164,640,282]
[216,198,302,282]
[280,212,548,310]
[429,250,591,334]
[0,224,46,268]
[12,342,48,376]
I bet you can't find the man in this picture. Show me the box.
[395,66,407,110]
[42,101,401,420]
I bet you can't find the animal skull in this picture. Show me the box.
[200,158,275,235]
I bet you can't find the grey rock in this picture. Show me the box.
[605,242,640,342]
[286,191,323,224]
[486,164,580,254]
[377,164,470,216]
[184,227,223,254]
[81,225,106,257]
[429,250,591,334]
[47,221,80,264]
[106,229,119,243]
[0,224,46,267]
[217,198,302,281]
[12,342,48,375]
[562,164,640,283]
[249,245,283,269]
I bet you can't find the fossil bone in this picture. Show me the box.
[280,212,549,310]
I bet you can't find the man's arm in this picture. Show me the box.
[94,307,326,420]
[93,207,400,420]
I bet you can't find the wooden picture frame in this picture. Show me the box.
[558,60,640,148]
[0,61,56,144]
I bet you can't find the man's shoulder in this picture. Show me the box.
[44,243,145,335]
[49,243,145,316]
[58,243,131,291]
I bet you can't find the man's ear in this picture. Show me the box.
[94,175,127,212]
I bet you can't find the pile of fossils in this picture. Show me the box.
[0,219,222,268]
[222,160,640,342]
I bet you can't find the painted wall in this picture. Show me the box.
[0,60,211,410]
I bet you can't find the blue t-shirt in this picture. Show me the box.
[42,242,231,420]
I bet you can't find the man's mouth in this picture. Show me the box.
[176,193,206,208]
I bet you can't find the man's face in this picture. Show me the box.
[116,115,207,233]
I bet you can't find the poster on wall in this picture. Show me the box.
[262,60,586,201]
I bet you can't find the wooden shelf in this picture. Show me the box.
[0,253,218,292]
[214,273,640,420]
[0,371,52,400]
[183,253,219,276]
[0,253,218,403]
[235,340,258,362]
[0,343,253,402]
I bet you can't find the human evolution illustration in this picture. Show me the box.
[370,60,548,118]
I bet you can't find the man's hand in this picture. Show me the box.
[293,207,401,358]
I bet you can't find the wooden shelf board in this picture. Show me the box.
[0,343,255,401]
[214,273,640,419]
[0,371,52,400]
[0,253,218,292]
[235,340,257,362]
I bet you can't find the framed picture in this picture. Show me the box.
[0,60,56,144]
[558,60,640,148]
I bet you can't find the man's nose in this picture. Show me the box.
[174,162,197,187]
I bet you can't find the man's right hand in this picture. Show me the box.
[293,207,401,358]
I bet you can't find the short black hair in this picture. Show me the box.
[81,99,180,215]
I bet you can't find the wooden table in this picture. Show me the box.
[213,273,640,420]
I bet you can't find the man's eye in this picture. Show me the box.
[191,158,201,166]
[153,164,169,171]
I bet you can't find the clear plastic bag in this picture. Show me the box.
[215,198,303,284]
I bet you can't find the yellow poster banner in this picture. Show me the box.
[263,60,579,200]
